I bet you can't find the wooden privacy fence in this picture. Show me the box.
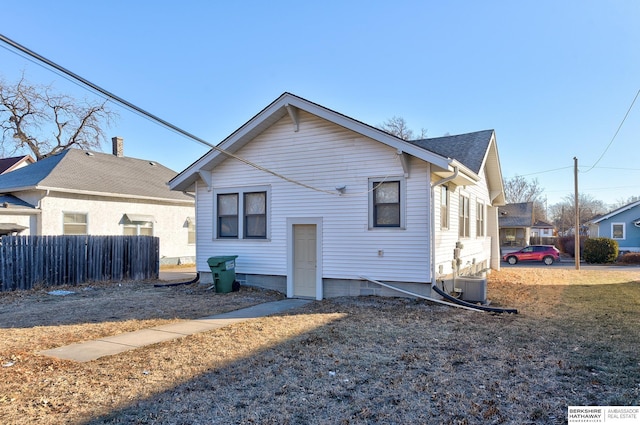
[0,235,159,292]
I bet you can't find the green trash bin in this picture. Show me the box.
[207,256,238,293]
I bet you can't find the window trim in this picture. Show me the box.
[213,186,271,240]
[368,177,406,230]
[63,212,88,235]
[459,194,470,238]
[611,222,625,240]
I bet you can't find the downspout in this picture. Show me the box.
[430,166,459,288]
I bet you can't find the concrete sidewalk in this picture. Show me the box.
[38,299,311,362]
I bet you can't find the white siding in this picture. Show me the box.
[433,168,494,277]
[196,111,432,283]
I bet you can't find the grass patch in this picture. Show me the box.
[0,268,639,424]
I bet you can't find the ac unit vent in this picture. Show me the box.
[454,277,487,304]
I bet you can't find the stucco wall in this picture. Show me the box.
[25,191,195,259]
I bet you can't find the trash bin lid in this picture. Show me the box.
[207,255,238,266]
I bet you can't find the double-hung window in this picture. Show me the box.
[440,186,449,229]
[244,192,267,238]
[63,212,88,235]
[459,195,470,238]
[187,217,196,244]
[476,202,485,237]
[217,193,239,238]
[215,187,269,239]
[369,178,405,229]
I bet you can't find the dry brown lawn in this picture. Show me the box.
[1,266,639,424]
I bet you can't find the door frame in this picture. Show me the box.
[287,217,323,300]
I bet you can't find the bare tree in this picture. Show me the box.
[503,175,547,220]
[610,195,640,210]
[0,73,116,160]
[548,193,608,234]
[378,116,427,140]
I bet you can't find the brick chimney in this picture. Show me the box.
[112,136,124,157]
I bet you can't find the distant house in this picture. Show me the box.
[0,138,195,264]
[498,202,534,247]
[587,200,640,253]
[169,93,506,300]
[531,220,555,239]
[0,155,35,174]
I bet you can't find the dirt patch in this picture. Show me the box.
[1,267,639,424]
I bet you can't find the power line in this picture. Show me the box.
[583,88,640,173]
[514,166,573,177]
[0,33,351,196]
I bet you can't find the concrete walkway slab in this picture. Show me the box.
[40,340,137,363]
[37,299,312,362]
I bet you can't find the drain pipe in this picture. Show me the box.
[360,276,483,312]
[154,272,200,288]
[430,166,459,289]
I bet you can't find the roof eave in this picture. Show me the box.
[37,186,194,205]
[591,200,640,223]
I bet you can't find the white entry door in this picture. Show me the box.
[293,224,317,298]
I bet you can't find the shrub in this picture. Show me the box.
[557,235,586,258]
[618,252,640,265]
[583,238,619,263]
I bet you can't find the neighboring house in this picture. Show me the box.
[0,137,195,264]
[587,199,640,253]
[498,202,534,247]
[0,194,34,236]
[170,93,505,300]
[0,155,36,174]
[531,220,555,238]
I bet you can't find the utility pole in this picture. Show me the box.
[574,157,580,270]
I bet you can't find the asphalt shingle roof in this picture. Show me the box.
[407,129,494,174]
[0,149,192,202]
[0,194,35,209]
[498,202,534,227]
[0,156,32,174]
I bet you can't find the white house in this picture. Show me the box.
[170,93,505,299]
[0,138,196,264]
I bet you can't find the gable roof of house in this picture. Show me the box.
[498,202,534,227]
[170,92,505,205]
[0,194,36,209]
[588,199,640,224]
[408,130,494,175]
[0,155,35,174]
[532,219,554,228]
[0,149,193,203]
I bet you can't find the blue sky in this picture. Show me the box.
[1,0,638,207]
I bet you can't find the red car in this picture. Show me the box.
[502,245,560,265]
